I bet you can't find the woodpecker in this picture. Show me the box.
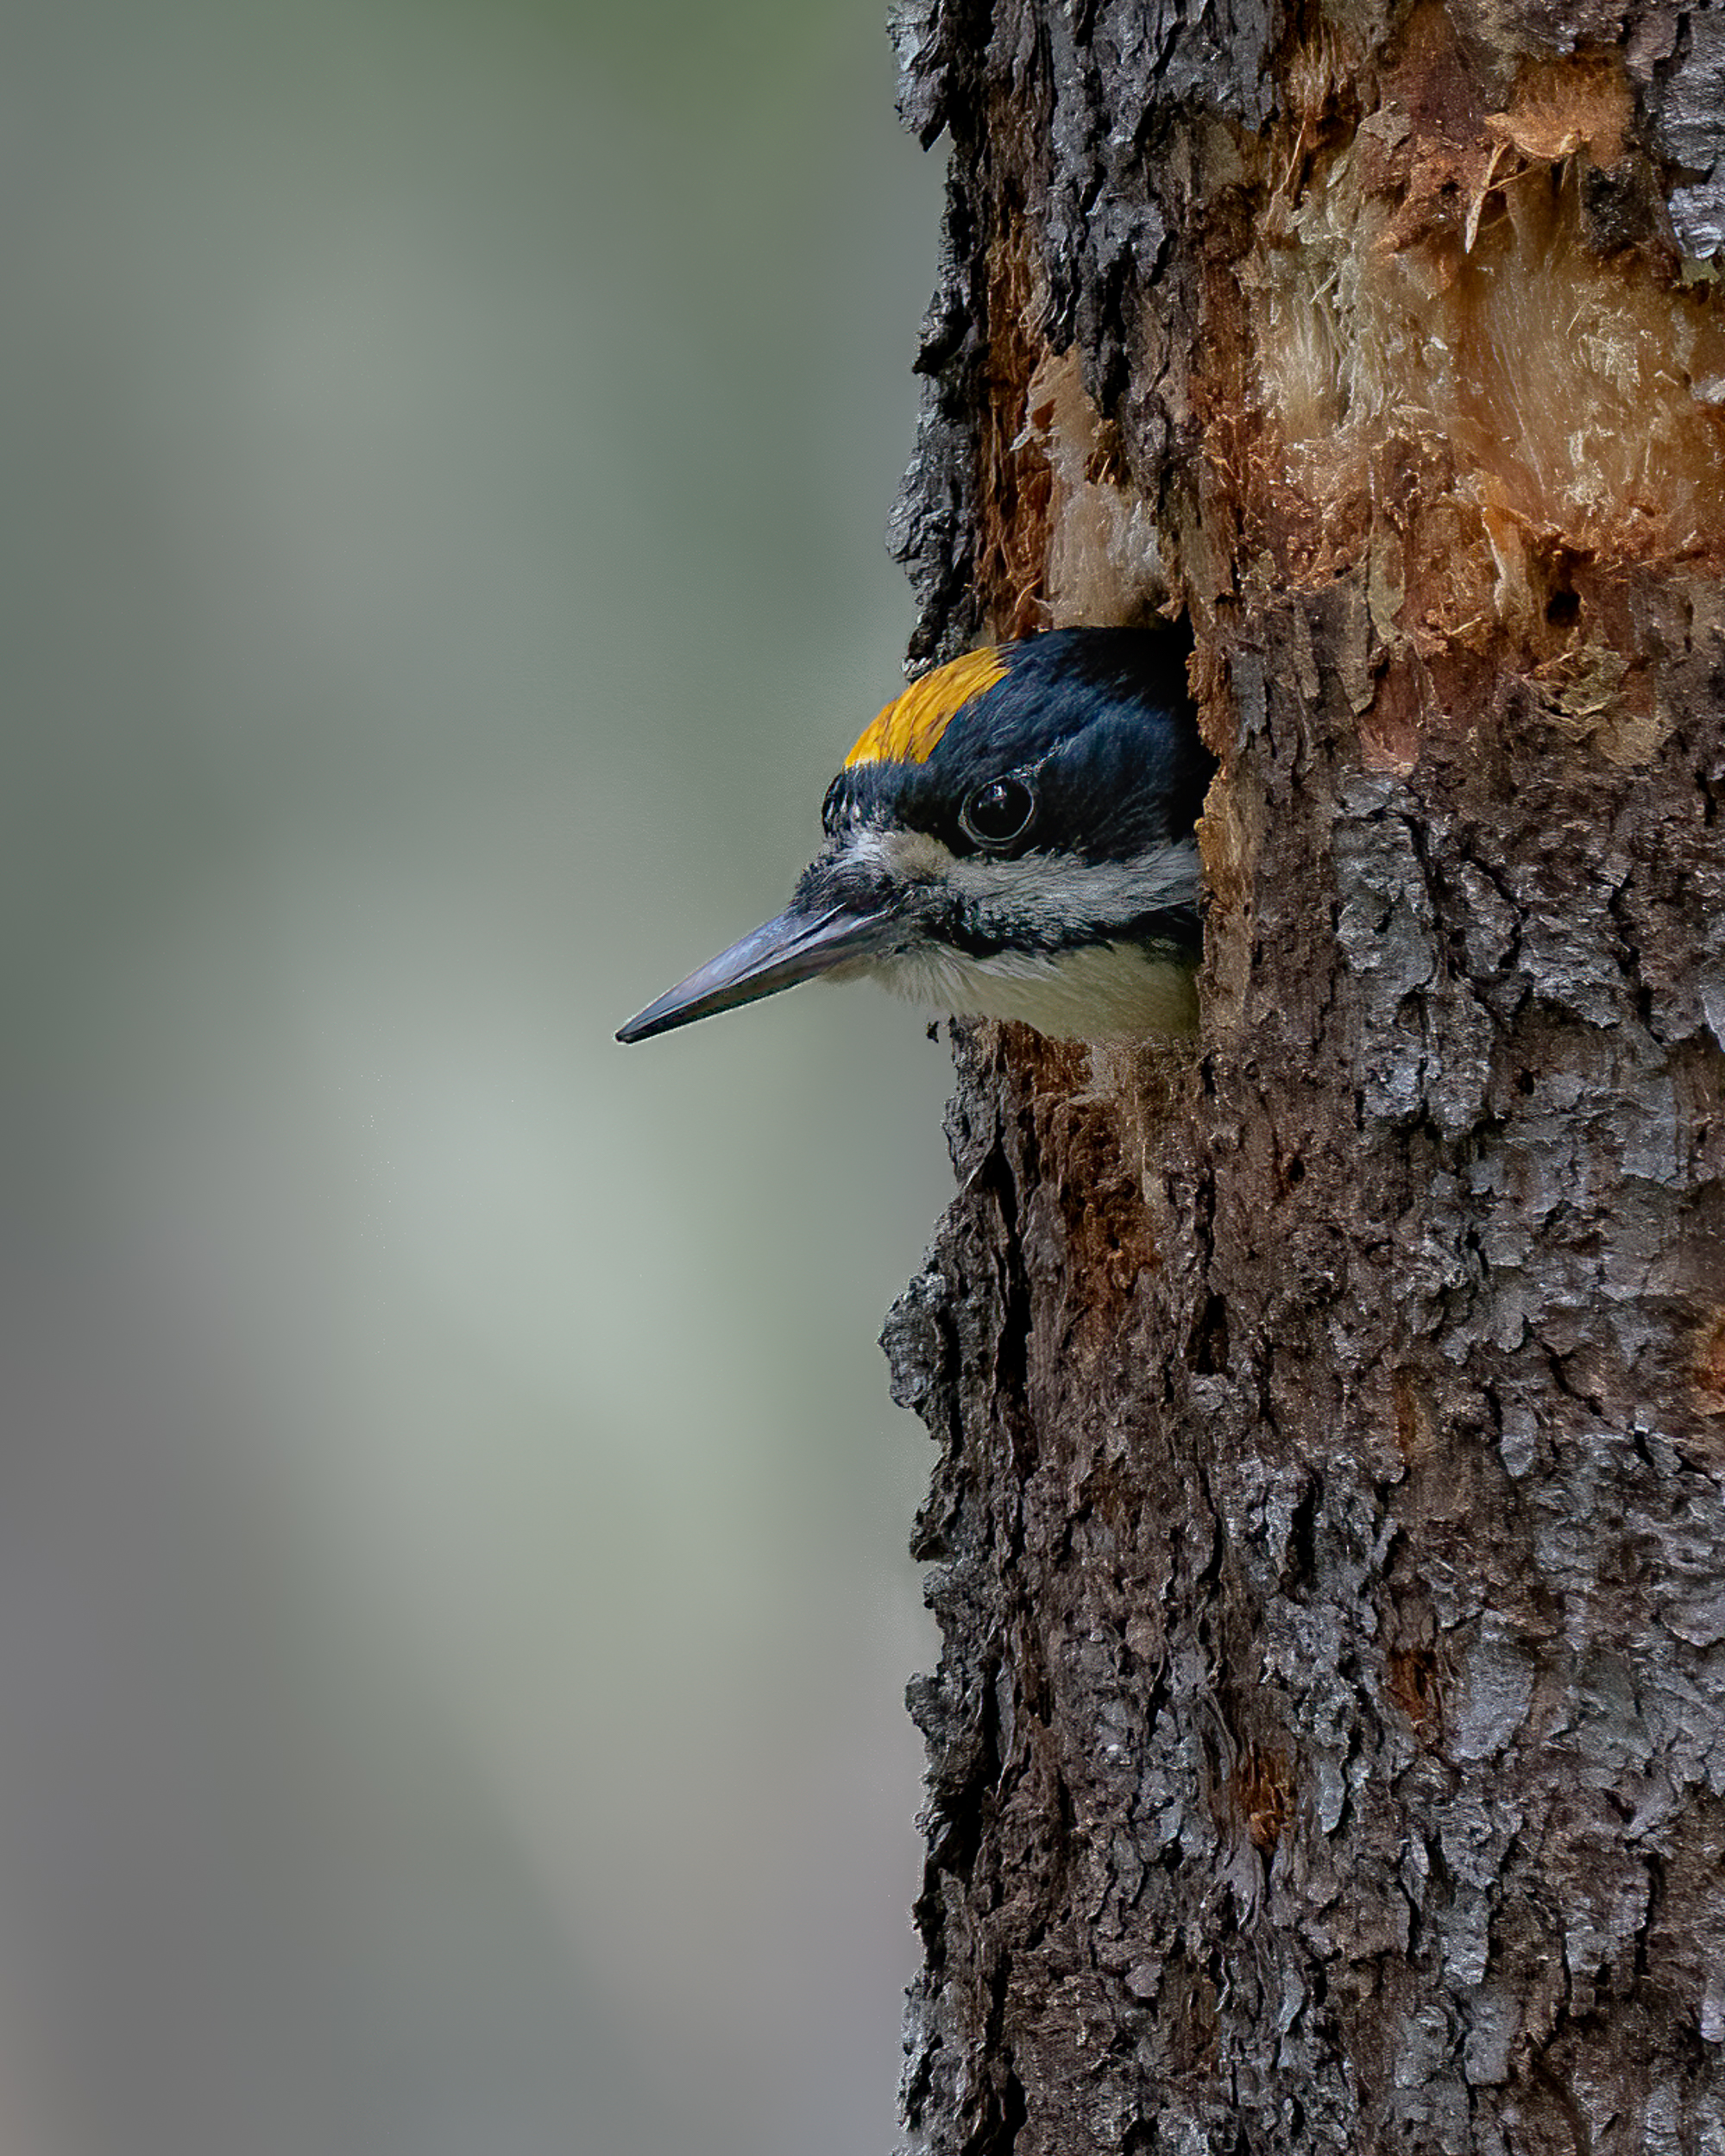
[616,625,1213,1046]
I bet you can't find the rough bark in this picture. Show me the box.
[883,3,1725,2152]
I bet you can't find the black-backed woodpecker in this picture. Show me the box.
[617,625,1213,1046]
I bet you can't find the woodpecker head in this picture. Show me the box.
[617,625,1214,1046]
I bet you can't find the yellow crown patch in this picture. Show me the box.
[843,646,1010,770]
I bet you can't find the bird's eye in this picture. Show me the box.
[960,776,1035,846]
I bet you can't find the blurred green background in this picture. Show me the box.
[0,3,953,2151]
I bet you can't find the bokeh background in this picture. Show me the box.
[1,4,953,2152]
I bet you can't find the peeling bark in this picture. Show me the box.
[885,3,1725,2150]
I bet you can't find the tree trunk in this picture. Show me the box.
[883,4,1725,2152]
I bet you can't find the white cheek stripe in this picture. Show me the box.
[946,838,1200,921]
[841,828,1199,931]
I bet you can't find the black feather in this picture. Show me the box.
[822,625,1212,867]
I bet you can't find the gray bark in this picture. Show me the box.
[884,3,1725,2151]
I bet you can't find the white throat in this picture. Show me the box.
[863,940,1199,1041]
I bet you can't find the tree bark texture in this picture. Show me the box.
[884,3,1725,2152]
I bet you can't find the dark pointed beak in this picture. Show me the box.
[616,902,901,1043]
